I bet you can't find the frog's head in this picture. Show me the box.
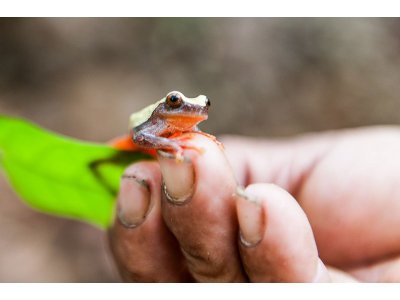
[159,91,210,129]
[158,91,210,131]
[129,91,210,130]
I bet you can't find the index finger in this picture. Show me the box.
[158,133,246,282]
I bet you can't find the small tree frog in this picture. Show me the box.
[127,91,211,155]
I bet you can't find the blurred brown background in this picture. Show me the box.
[1,18,400,282]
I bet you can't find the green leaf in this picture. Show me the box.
[0,115,151,229]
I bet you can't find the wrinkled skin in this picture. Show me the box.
[109,126,400,282]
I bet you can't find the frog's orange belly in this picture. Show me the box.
[109,135,157,157]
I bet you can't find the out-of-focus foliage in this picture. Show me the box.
[0,115,150,228]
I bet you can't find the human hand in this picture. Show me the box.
[109,127,400,282]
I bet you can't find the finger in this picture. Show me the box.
[326,267,359,282]
[348,255,400,282]
[220,133,336,189]
[222,128,400,267]
[158,133,246,282]
[109,161,189,282]
[236,183,331,282]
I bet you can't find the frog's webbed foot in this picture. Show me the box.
[176,130,224,150]
[173,135,206,155]
[196,132,223,149]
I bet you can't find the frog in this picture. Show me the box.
[111,91,212,157]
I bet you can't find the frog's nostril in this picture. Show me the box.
[205,98,211,107]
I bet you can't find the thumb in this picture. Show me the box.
[236,183,331,282]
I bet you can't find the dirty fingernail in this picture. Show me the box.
[235,187,265,247]
[117,175,151,228]
[158,150,194,204]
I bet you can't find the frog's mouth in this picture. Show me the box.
[162,103,209,120]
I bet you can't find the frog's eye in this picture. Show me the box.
[166,93,183,108]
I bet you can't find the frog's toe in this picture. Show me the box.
[175,151,185,162]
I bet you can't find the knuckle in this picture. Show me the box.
[180,244,233,282]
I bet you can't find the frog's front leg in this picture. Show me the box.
[133,132,188,162]
[133,131,181,151]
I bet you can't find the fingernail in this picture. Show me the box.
[117,175,151,228]
[157,150,194,204]
[235,186,265,247]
